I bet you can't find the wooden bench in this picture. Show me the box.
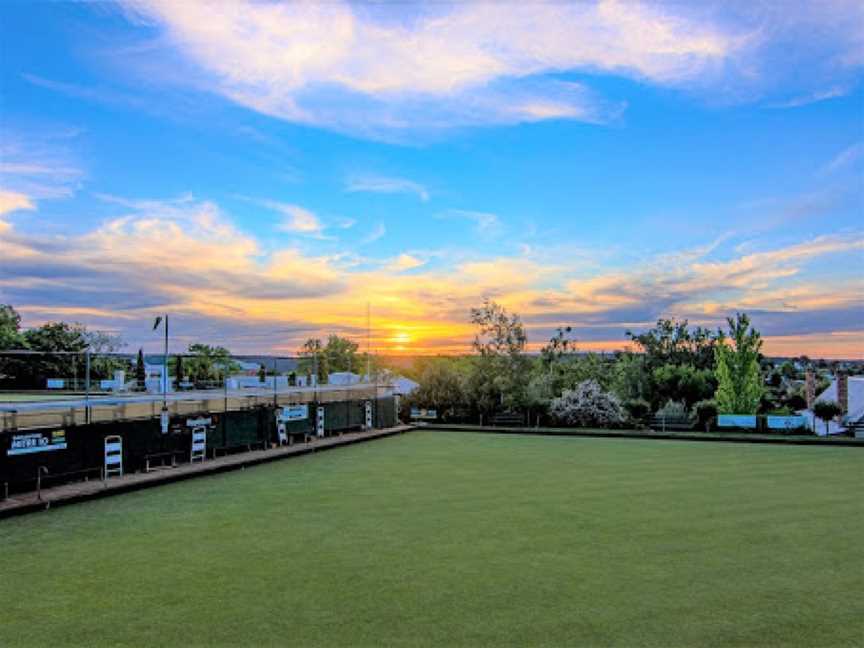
[210,441,267,458]
[491,413,525,427]
[144,451,183,473]
[649,416,693,432]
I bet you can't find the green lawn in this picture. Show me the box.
[1,431,862,647]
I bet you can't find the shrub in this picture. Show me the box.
[549,380,624,428]
[624,398,652,423]
[813,400,843,436]
[656,399,689,419]
[693,399,718,432]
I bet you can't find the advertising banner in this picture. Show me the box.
[7,429,67,456]
[717,414,757,429]
[766,416,807,430]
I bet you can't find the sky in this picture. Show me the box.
[0,0,862,358]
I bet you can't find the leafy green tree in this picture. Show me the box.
[651,363,715,408]
[186,344,238,385]
[323,335,359,373]
[298,338,328,382]
[83,330,127,381]
[611,352,650,403]
[17,321,88,388]
[626,318,720,372]
[175,355,185,387]
[619,319,721,409]
[714,313,763,414]
[0,304,25,350]
[813,400,843,436]
[466,299,529,414]
[405,359,465,421]
[0,304,27,386]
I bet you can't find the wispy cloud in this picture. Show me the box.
[360,222,386,245]
[0,131,84,200]
[115,0,741,136]
[820,142,864,176]
[113,0,864,137]
[438,209,502,237]
[270,203,324,236]
[768,85,851,108]
[385,254,426,273]
[346,175,430,201]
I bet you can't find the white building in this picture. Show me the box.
[144,363,174,393]
[802,374,864,436]
[391,375,419,396]
[328,371,362,386]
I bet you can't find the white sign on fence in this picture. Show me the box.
[717,414,757,429]
[280,404,308,421]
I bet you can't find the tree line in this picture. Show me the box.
[401,299,826,430]
[0,303,373,391]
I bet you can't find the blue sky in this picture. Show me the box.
[1,1,862,357]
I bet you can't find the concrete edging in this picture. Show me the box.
[419,423,864,447]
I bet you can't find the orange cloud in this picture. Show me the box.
[3,196,862,357]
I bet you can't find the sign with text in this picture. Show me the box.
[8,430,67,456]
[410,408,438,420]
[280,405,309,421]
[717,414,757,429]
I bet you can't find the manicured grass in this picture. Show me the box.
[1,431,862,647]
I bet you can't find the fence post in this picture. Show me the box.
[272,356,278,408]
[36,466,48,501]
[223,375,229,449]
[84,350,91,425]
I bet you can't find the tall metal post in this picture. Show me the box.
[366,302,371,380]
[162,314,168,413]
[84,350,91,424]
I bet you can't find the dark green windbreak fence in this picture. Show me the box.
[0,396,398,495]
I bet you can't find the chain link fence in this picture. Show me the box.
[0,350,394,432]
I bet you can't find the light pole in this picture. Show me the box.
[153,314,169,434]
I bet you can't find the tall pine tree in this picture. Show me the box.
[135,348,146,390]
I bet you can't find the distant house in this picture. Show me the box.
[391,376,419,396]
[802,374,864,436]
[144,362,174,393]
[329,371,361,386]
[235,361,262,376]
